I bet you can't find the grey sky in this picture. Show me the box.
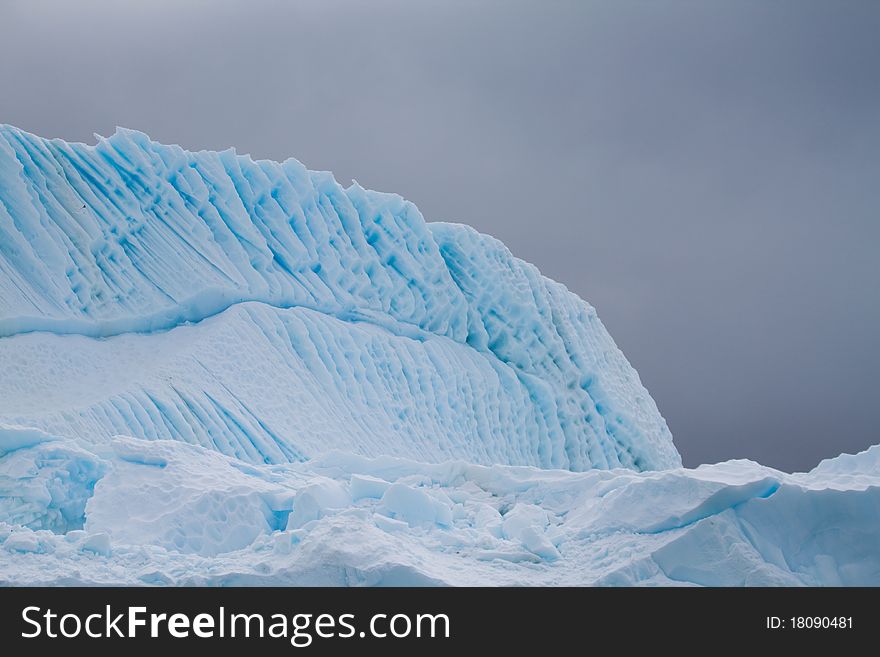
[1,0,877,470]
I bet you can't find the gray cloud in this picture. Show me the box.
[2,0,878,470]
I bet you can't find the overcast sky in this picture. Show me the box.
[2,0,877,470]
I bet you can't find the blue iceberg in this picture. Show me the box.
[0,126,876,586]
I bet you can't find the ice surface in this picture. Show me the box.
[0,124,676,471]
[1,433,877,585]
[1,125,876,586]
[0,424,105,533]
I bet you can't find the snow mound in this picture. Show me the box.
[1,433,877,586]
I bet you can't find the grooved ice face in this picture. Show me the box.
[0,124,678,471]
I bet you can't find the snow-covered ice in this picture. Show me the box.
[1,431,878,585]
[0,125,877,586]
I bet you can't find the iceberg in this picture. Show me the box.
[0,124,676,472]
[1,125,876,586]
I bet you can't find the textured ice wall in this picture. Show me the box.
[0,125,678,471]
